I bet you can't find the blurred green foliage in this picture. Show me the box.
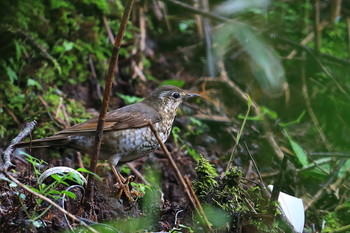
[0,0,129,143]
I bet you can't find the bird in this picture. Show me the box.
[15,85,200,200]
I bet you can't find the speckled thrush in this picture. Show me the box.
[15,85,199,200]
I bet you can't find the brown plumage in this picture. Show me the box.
[15,85,199,200]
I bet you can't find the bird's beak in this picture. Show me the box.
[185,92,201,99]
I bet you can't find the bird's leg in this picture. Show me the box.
[108,160,134,202]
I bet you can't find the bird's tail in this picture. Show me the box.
[14,135,69,149]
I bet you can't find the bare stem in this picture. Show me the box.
[147,121,212,233]
[3,170,98,233]
[1,120,37,171]
[86,0,135,200]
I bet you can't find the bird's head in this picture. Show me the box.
[143,85,199,114]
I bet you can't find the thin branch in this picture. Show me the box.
[314,0,321,53]
[3,105,21,126]
[147,121,212,233]
[286,21,327,59]
[270,154,288,204]
[102,15,115,43]
[301,52,330,150]
[2,170,98,233]
[38,96,66,128]
[274,35,350,101]
[199,75,285,161]
[243,142,263,184]
[86,0,136,200]
[127,162,150,185]
[309,151,350,157]
[184,176,212,230]
[1,121,37,171]
[164,0,229,22]
[167,0,350,65]
[304,159,346,210]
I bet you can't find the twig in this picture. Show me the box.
[270,154,288,204]
[147,121,212,233]
[165,0,229,22]
[1,121,37,171]
[309,151,350,157]
[268,154,298,233]
[304,159,346,210]
[61,101,71,128]
[167,0,350,66]
[127,162,150,185]
[199,76,285,161]
[193,0,203,39]
[314,0,321,53]
[86,0,136,200]
[76,152,85,169]
[165,0,350,100]
[55,97,63,119]
[2,170,97,233]
[225,94,251,173]
[301,52,330,150]
[330,0,342,22]
[3,105,21,126]
[274,36,350,101]
[184,176,212,230]
[286,21,327,59]
[201,0,215,77]
[88,56,103,100]
[243,142,263,183]
[38,96,66,127]
[102,16,115,43]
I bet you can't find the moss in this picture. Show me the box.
[335,202,350,225]
[193,160,283,232]
[323,212,342,232]
[0,0,130,144]
[192,156,218,197]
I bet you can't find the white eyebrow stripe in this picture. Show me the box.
[159,91,170,98]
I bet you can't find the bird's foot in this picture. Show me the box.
[115,175,137,202]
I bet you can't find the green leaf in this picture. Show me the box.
[120,164,131,174]
[238,106,277,121]
[47,190,61,195]
[76,168,102,181]
[63,41,74,51]
[117,93,144,105]
[214,23,286,95]
[160,80,185,88]
[61,191,77,199]
[260,106,278,120]
[279,110,306,128]
[27,79,43,90]
[66,172,85,185]
[5,66,18,83]
[14,40,22,61]
[289,139,308,167]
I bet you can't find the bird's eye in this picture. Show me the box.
[172,92,180,99]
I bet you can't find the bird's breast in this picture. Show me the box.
[68,119,174,163]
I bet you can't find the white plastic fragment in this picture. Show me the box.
[268,185,305,233]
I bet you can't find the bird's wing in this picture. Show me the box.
[56,103,161,135]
